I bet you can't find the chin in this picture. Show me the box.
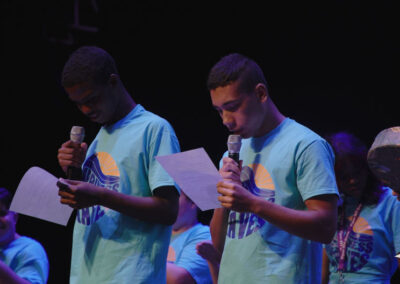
[92,117,102,123]
[232,130,246,138]
[238,132,252,139]
[92,117,106,125]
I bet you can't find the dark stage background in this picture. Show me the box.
[1,1,399,283]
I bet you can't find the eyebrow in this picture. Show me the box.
[73,89,99,105]
[214,97,242,110]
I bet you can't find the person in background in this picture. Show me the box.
[0,187,49,284]
[322,131,400,283]
[167,190,212,284]
[207,52,339,283]
[56,46,180,284]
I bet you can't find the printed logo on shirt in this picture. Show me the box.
[326,216,373,272]
[227,164,275,239]
[167,246,176,262]
[77,152,121,225]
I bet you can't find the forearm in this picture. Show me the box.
[97,186,179,225]
[206,259,220,284]
[210,208,229,254]
[321,248,330,284]
[166,263,195,284]
[250,196,337,243]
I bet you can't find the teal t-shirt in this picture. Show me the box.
[0,236,49,284]
[70,105,180,284]
[218,118,339,283]
[169,223,212,284]
[325,187,400,283]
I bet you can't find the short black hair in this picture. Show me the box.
[207,53,269,94]
[61,46,118,88]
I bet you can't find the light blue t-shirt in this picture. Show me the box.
[70,104,180,284]
[0,236,49,284]
[325,187,400,283]
[218,118,339,284]
[169,223,213,284]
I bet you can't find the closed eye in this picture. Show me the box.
[76,93,101,108]
[213,98,242,114]
[224,101,241,112]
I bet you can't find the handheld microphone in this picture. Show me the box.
[227,134,242,164]
[67,126,85,180]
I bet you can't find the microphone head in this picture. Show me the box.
[70,126,85,144]
[227,134,242,154]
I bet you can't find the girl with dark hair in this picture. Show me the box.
[322,132,400,283]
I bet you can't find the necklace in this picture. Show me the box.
[337,202,363,283]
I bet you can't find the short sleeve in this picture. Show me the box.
[12,239,49,284]
[148,119,181,192]
[296,139,339,201]
[174,226,212,284]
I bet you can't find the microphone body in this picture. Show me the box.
[67,166,83,181]
[227,134,242,164]
[67,126,85,180]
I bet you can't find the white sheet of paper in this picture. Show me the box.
[156,148,222,211]
[396,253,400,259]
[10,166,73,226]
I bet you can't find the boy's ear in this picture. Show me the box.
[109,73,119,86]
[255,83,268,102]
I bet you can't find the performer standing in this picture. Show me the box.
[207,53,339,283]
[56,46,181,283]
[322,132,400,283]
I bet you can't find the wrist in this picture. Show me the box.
[249,196,263,215]
[95,186,107,206]
[208,258,221,266]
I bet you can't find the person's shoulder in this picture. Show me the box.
[281,118,326,146]
[191,223,211,236]
[368,187,400,216]
[278,119,336,162]
[16,236,46,249]
[11,236,48,259]
[378,187,400,206]
[372,187,400,224]
[196,222,210,230]
[138,106,174,128]
[124,105,177,138]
